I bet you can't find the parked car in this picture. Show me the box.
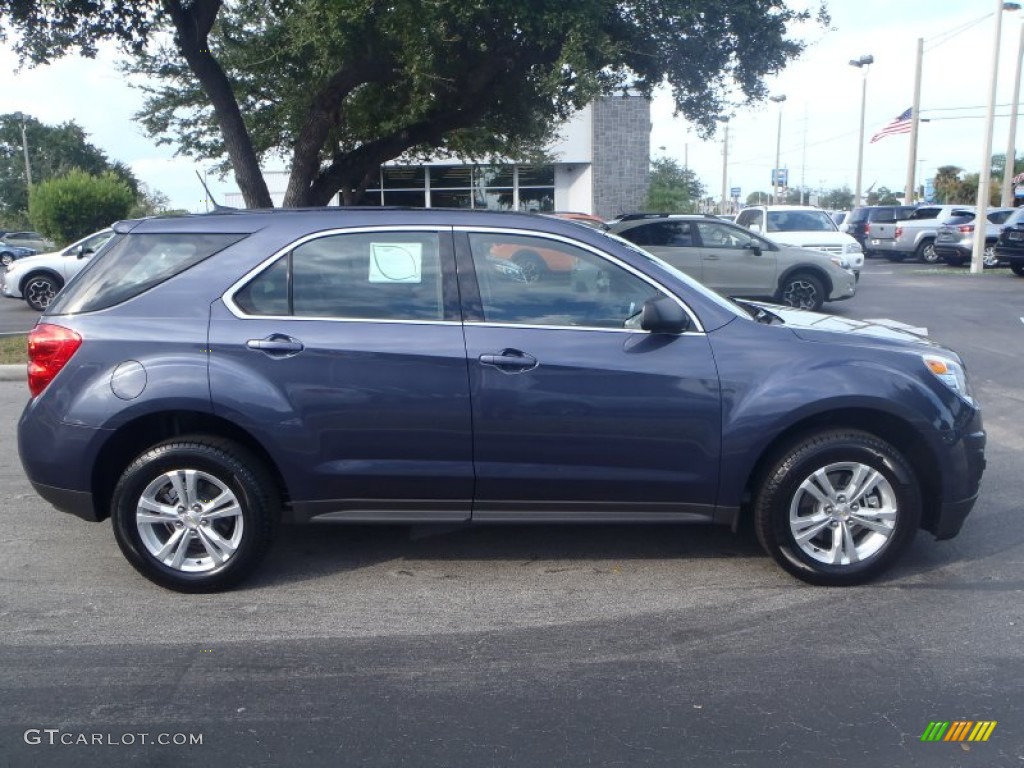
[547,212,607,229]
[18,209,985,592]
[829,210,849,231]
[1,228,116,311]
[0,231,55,264]
[734,205,864,275]
[845,205,918,257]
[608,213,856,311]
[865,205,970,263]
[0,244,38,265]
[993,207,1024,276]
[934,208,1015,268]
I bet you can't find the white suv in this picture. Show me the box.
[1,229,114,311]
[736,206,864,276]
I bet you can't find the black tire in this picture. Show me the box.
[915,239,938,263]
[1012,263,1024,277]
[23,273,63,312]
[111,437,278,592]
[754,430,921,586]
[511,250,547,283]
[944,256,966,267]
[778,272,825,311]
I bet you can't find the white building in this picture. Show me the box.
[225,95,650,219]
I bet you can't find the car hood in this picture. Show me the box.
[742,301,944,348]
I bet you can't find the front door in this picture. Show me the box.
[692,220,777,299]
[457,229,722,521]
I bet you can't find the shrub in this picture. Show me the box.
[28,169,134,246]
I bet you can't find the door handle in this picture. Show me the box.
[246,334,304,357]
[478,349,538,373]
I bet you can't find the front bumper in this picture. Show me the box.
[925,409,986,540]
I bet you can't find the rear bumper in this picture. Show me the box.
[29,481,100,522]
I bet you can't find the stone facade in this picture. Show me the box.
[591,94,651,219]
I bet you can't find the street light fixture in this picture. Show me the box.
[849,55,874,208]
[770,95,787,204]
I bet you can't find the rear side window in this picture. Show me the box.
[907,208,941,220]
[49,233,245,314]
[988,210,1013,224]
[234,231,444,321]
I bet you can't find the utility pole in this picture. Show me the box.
[905,38,923,204]
[972,0,1011,273]
[1002,22,1024,205]
[770,95,786,205]
[849,55,874,207]
[15,112,33,191]
[719,119,729,215]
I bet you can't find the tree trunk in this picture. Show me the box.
[164,0,273,209]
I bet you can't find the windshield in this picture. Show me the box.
[599,230,749,319]
[766,210,837,233]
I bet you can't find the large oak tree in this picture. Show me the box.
[1,0,826,208]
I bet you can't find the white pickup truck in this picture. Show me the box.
[865,204,971,263]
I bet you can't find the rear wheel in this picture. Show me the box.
[754,430,921,586]
[982,242,999,268]
[111,437,278,592]
[1012,263,1024,277]
[778,273,825,311]
[23,274,63,312]
[916,240,938,263]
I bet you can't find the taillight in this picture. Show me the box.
[957,225,974,233]
[27,324,82,397]
[864,223,871,235]
[895,226,903,239]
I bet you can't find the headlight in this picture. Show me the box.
[830,256,852,270]
[843,242,862,254]
[923,354,971,401]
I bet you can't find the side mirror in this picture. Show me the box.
[744,242,763,256]
[77,246,95,259]
[640,296,690,334]
[748,223,762,234]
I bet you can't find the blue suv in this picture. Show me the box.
[18,209,986,591]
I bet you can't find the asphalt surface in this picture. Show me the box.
[1,260,1022,767]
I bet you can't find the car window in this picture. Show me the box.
[76,230,115,256]
[907,208,941,220]
[1004,209,1024,227]
[235,231,444,320]
[736,210,759,228]
[988,210,1014,225]
[618,221,696,247]
[468,232,666,329]
[693,221,760,249]
[943,214,974,225]
[49,233,245,314]
[766,210,836,232]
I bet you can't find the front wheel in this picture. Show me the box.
[982,243,999,268]
[778,273,825,311]
[1012,263,1024,277]
[754,430,921,586]
[112,437,278,592]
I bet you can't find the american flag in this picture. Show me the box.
[870,108,913,143]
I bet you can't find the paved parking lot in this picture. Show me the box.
[1,260,1022,767]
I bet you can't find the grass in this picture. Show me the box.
[0,334,27,365]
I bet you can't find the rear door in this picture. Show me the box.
[457,228,722,520]
[208,226,474,522]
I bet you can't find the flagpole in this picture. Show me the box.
[905,38,924,203]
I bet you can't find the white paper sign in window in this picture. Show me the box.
[368,242,423,283]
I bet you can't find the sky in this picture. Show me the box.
[4,0,1024,212]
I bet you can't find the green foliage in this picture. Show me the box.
[28,169,135,245]
[745,191,770,206]
[1,0,826,207]
[819,187,853,210]
[865,186,900,206]
[645,158,704,213]
[0,112,139,226]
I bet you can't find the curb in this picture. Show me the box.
[0,364,25,382]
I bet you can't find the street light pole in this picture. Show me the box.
[1001,21,1024,206]
[770,95,786,204]
[971,0,1013,273]
[849,55,874,207]
[905,39,923,203]
[719,119,729,215]
[14,112,33,191]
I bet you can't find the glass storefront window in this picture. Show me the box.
[518,165,555,186]
[382,167,426,189]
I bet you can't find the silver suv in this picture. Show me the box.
[608,214,857,311]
